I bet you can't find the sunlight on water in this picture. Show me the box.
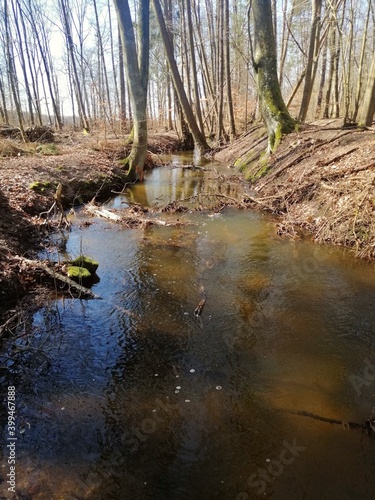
[1,155,375,499]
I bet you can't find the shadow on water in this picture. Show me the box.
[1,154,375,499]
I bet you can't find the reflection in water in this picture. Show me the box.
[1,157,375,499]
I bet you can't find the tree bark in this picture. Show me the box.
[251,0,295,151]
[118,28,127,131]
[114,0,149,180]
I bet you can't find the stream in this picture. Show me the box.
[1,153,375,499]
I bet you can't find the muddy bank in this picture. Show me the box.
[0,132,182,316]
[216,119,375,260]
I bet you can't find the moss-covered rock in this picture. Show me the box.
[67,266,92,281]
[70,256,99,273]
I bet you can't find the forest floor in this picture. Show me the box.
[0,120,374,322]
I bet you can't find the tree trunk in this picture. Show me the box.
[315,38,327,118]
[251,0,295,151]
[353,0,371,122]
[358,52,375,127]
[186,0,204,134]
[4,0,25,139]
[152,0,209,152]
[93,0,113,126]
[224,0,236,139]
[59,0,90,131]
[114,0,149,180]
[298,0,322,122]
[118,28,127,131]
[0,74,9,124]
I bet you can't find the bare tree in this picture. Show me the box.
[152,0,209,151]
[298,0,322,122]
[59,0,90,131]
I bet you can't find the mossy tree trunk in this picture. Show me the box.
[114,0,149,181]
[251,0,295,151]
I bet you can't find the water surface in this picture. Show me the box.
[1,156,375,499]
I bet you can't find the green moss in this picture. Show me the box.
[67,266,92,281]
[70,256,99,273]
[29,180,54,193]
[246,159,271,182]
[235,149,261,172]
[235,148,271,182]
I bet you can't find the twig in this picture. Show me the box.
[0,311,22,338]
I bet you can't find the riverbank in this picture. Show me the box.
[1,121,374,321]
[0,131,182,316]
[216,119,375,260]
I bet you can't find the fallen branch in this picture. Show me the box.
[322,160,375,182]
[194,285,206,317]
[14,257,101,299]
[85,204,122,221]
[316,147,359,167]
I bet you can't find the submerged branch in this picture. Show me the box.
[276,408,375,436]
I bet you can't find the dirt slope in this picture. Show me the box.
[216,119,375,260]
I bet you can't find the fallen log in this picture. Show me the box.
[14,257,101,299]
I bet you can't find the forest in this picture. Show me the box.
[1,1,375,499]
[0,0,374,144]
